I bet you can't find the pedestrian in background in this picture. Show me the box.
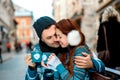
[0,41,3,63]
[97,6,120,69]
[6,41,11,52]
[26,41,33,53]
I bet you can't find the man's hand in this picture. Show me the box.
[24,54,36,69]
[74,52,94,69]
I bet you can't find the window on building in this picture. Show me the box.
[99,0,103,3]
[21,19,26,27]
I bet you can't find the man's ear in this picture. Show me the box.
[41,37,44,42]
[67,30,81,46]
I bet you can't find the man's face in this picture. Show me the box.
[41,25,60,48]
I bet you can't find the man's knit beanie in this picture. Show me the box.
[33,16,56,38]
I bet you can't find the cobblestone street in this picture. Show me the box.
[0,51,27,80]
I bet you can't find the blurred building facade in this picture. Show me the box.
[53,0,99,49]
[96,0,120,14]
[53,0,120,50]
[0,0,16,52]
[14,4,36,45]
[53,0,83,21]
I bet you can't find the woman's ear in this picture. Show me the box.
[67,30,81,46]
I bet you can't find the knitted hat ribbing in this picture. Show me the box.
[33,16,56,38]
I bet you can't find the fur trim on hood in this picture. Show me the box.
[67,30,81,46]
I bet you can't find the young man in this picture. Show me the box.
[25,16,105,80]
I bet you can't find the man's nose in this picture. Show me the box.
[53,35,59,41]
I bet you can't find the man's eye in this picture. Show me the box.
[47,36,52,39]
[59,36,62,39]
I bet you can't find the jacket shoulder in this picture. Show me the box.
[33,44,41,51]
[75,44,90,54]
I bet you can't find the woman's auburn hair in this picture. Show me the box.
[55,19,85,45]
[55,19,86,76]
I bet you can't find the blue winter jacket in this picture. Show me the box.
[25,44,105,80]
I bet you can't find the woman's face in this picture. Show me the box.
[56,28,69,48]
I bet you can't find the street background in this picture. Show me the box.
[0,0,120,80]
[0,49,27,80]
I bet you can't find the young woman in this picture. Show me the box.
[44,19,105,80]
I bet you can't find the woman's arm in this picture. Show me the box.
[47,48,88,80]
[89,58,105,73]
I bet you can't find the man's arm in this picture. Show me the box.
[25,54,40,80]
[74,52,105,72]
[74,52,94,69]
[46,54,87,80]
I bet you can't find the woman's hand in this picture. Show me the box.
[47,54,61,69]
